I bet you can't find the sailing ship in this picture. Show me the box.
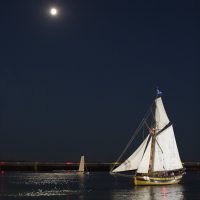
[78,155,85,174]
[111,91,185,185]
[77,155,89,174]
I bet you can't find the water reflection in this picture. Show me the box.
[77,174,85,200]
[111,184,185,200]
[0,172,197,200]
[0,172,86,198]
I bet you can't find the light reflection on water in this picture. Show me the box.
[111,185,184,200]
[0,172,86,198]
[0,171,199,199]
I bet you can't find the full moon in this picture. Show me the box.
[50,8,58,16]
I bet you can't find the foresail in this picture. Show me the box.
[153,125,183,171]
[155,97,170,131]
[112,135,150,173]
[137,137,152,173]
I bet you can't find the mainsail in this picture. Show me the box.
[153,125,183,171]
[112,96,183,174]
[153,97,183,171]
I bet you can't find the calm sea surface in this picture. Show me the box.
[0,171,199,200]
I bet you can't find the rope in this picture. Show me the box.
[110,105,153,173]
[110,119,145,172]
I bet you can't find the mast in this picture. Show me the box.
[148,96,157,174]
[148,94,159,174]
[148,129,156,174]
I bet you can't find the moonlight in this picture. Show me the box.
[50,8,58,16]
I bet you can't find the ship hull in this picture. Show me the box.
[134,175,183,185]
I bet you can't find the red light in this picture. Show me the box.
[162,186,167,199]
[65,162,73,164]
[0,162,6,166]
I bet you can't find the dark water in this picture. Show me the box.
[0,171,200,200]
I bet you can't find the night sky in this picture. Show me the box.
[0,0,199,162]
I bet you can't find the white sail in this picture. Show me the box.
[153,125,183,171]
[112,135,150,172]
[155,97,170,131]
[137,137,152,173]
[111,95,183,178]
[78,155,85,172]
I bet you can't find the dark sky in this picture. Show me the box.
[0,0,199,162]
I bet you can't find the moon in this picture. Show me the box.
[50,8,58,16]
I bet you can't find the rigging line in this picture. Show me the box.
[143,102,155,120]
[155,138,167,171]
[150,106,157,131]
[142,124,145,140]
[110,118,145,172]
[151,105,156,123]
[155,138,163,154]
[110,101,154,172]
[144,120,151,131]
[111,109,152,172]
[156,122,172,136]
